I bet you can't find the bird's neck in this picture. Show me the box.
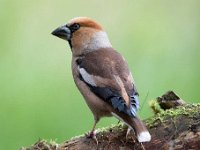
[72,31,112,56]
[86,31,112,50]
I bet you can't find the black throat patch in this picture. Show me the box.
[68,39,72,49]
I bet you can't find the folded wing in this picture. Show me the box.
[77,48,139,117]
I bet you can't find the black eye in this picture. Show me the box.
[70,23,80,32]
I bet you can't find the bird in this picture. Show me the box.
[51,17,151,143]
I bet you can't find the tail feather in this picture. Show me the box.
[112,112,151,142]
[132,117,151,142]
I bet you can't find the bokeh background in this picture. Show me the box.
[0,0,200,149]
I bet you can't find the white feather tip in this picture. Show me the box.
[137,131,151,142]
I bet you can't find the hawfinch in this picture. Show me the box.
[52,17,151,142]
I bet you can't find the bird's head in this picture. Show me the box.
[52,17,112,56]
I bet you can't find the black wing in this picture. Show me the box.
[79,74,139,117]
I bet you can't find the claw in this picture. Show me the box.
[126,127,131,140]
[85,130,98,145]
[86,130,96,138]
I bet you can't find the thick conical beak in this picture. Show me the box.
[51,25,71,40]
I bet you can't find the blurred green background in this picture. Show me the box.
[0,0,200,149]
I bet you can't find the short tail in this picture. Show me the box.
[112,112,151,142]
[131,116,151,142]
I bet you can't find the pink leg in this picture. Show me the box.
[86,120,97,138]
[86,119,99,145]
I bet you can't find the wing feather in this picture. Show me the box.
[77,48,140,117]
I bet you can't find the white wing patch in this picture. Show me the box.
[79,67,96,86]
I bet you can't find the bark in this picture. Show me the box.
[21,91,200,150]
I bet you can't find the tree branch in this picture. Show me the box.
[21,91,200,150]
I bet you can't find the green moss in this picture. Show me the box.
[68,103,200,140]
[98,122,124,132]
[70,122,125,140]
[149,100,163,114]
[70,134,85,140]
[20,139,58,150]
[23,103,200,150]
[146,103,200,128]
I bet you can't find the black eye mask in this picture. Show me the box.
[69,23,80,33]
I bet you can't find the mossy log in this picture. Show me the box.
[22,92,200,150]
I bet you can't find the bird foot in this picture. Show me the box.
[126,128,137,143]
[85,130,96,138]
[126,127,131,140]
[85,130,98,145]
